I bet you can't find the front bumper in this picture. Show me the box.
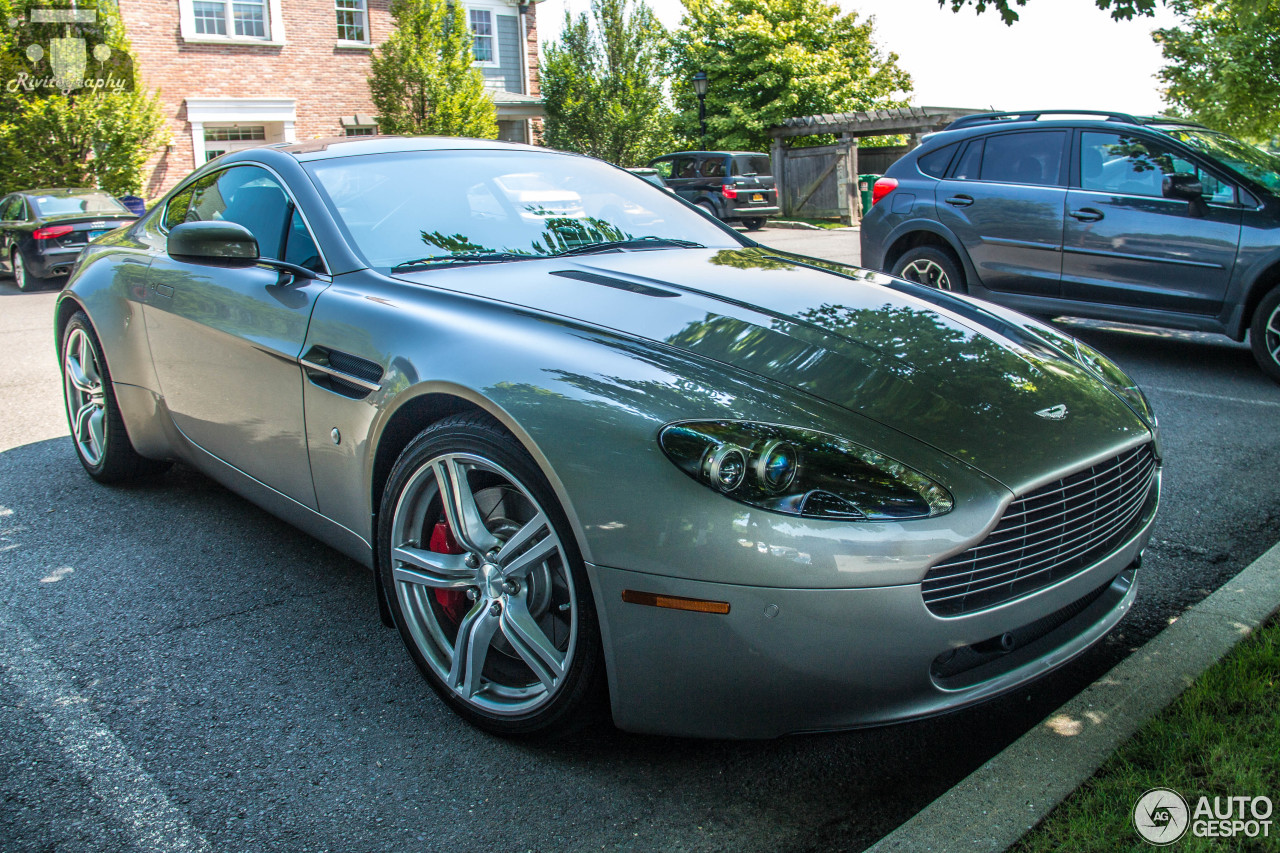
[588,500,1153,739]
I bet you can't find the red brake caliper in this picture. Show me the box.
[428,521,472,624]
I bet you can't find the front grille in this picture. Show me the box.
[923,443,1156,617]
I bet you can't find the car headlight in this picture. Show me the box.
[1070,339,1158,430]
[658,421,953,521]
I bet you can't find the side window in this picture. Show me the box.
[164,166,316,265]
[1081,131,1235,203]
[700,158,726,179]
[0,196,20,220]
[282,209,322,271]
[917,142,960,178]
[673,157,698,179]
[979,131,1066,186]
[650,159,674,179]
[953,140,983,181]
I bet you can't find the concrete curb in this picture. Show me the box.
[766,220,859,231]
[863,539,1280,853]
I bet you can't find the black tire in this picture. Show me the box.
[12,249,37,292]
[743,217,766,231]
[1250,284,1280,384]
[891,245,966,293]
[697,201,719,221]
[60,311,171,482]
[378,411,605,737]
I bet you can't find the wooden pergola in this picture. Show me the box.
[767,106,987,223]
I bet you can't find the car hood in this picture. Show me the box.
[395,247,1150,491]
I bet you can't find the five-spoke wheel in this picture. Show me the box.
[379,413,602,736]
[891,245,965,293]
[1251,285,1280,384]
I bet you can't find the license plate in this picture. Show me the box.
[88,229,109,240]
[751,193,764,203]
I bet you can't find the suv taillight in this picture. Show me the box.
[721,183,738,200]
[871,177,898,206]
[33,225,74,240]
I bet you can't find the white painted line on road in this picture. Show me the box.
[1144,385,1280,408]
[0,604,212,853]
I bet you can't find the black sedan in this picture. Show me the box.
[1,189,137,291]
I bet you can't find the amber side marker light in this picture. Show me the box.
[621,590,731,614]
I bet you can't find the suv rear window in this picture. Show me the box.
[732,155,771,177]
[917,143,960,178]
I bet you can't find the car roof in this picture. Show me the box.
[19,188,106,197]
[273,135,553,162]
[652,150,769,158]
[942,110,1211,134]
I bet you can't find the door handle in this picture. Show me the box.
[1070,208,1105,222]
[945,195,974,207]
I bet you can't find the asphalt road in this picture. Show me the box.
[2,238,1278,853]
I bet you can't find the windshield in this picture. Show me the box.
[30,192,129,217]
[305,149,741,270]
[1166,129,1280,193]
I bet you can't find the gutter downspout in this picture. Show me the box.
[517,0,531,143]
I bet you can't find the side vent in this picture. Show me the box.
[551,269,680,297]
[301,346,384,400]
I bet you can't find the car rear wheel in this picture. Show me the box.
[61,312,171,482]
[743,217,766,231]
[12,249,35,292]
[1251,285,1280,383]
[892,246,965,293]
[697,201,719,221]
[379,412,605,737]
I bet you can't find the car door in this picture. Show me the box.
[1060,130,1243,315]
[1,195,28,269]
[934,130,1068,296]
[667,156,699,204]
[143,164,329,508]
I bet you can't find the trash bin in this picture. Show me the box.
[117,195,146,216]
[858,174,881,216]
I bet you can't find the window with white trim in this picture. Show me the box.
[469,9,494,64]
[190,0,269,38]
[344,126,376,137]
[336,0,366,42]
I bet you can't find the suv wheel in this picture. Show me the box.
[743,217,766,231]
[1251,285,1280,383]
[892,246,965,293]
[697,201,719,221]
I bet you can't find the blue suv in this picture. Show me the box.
[860,110,1280,383]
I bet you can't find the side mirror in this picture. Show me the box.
[1162,172,1203,201]
[168,221,259,267]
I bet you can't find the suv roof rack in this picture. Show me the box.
[944,110,1141,130]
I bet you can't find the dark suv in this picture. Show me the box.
[860,110,1280,383]
[647,150,779,230]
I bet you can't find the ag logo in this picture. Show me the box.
[1133,788,1189,845]
[1034,404,1068,421]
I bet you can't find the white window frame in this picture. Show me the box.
[178,0,286,46]
[467,7,499,68]
[334,0,370,47]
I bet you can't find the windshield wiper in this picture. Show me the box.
[552,237,705,257]
[391,252,533,272]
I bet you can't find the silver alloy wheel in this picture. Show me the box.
[389,452,577,717]
[900,258,952,291]
[1267,303,1280,368]
[12,250,26,291]
[62,327,107,467]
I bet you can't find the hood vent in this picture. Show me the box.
[551,269,680,298]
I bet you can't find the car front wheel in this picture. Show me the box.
[1251,285,1280,383]
[378,412,604,737]
[892,245,965,293]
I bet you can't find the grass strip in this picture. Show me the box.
[1012,616,1280,852]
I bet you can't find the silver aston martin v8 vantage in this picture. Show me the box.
[55,137,1161,738]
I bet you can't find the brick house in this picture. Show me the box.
[119,0,546,196]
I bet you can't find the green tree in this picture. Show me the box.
[1155,0,1280,141]
[668,0,911,152]
[937,0,1160,25]
[369,0,497,138]
[0,0,167,196]
[541,0,675,165]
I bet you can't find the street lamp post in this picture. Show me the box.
[692,71,708,146]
